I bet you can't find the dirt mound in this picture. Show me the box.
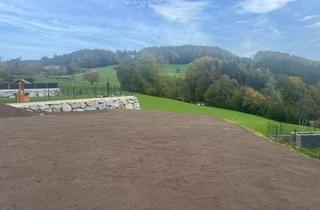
[0,104,35,118]
[0,110,319,209]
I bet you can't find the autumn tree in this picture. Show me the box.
[241,87,266,113]
[83,71,99,85]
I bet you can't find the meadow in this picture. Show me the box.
[33,64,188,87]
[34,65,120,87]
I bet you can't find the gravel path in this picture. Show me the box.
[0,110,319,209]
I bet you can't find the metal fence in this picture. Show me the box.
[60,86,132,98]
[0,83,58,89]
[267,122,320,159]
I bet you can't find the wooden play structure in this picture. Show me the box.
[13,79,31,103]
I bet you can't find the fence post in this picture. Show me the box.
[46,80,49,101]
[293,129,296,150]
[107,80,110,97]
[275,125,278,140]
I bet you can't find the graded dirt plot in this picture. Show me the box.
[0,110,319,210]
[0,104,35,118]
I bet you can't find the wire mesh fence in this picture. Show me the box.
[59,86,132,98]
[267,122,320,159]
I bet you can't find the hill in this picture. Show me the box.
[252,51,320,84]
[140,45,240,64]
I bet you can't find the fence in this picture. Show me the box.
[60,85,132,98]
[267,122,320,159]
[0,83,58,89]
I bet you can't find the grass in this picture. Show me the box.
[33,64,188,87]
[34,65,119,87]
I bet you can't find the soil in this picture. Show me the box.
[0,104,35,118]
[0,110,319,210]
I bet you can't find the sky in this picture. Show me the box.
[0,0,319,60]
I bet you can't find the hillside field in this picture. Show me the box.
[34,65,119,87]
[33,64,189,87]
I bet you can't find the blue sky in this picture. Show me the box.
[0,0,319,60]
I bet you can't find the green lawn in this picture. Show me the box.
[33,64,188,87]
[34,65,119,87]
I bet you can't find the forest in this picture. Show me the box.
[116,46,320,123]
[1,45,320,123]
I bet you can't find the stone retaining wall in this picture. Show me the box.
[0,88,61,98]
[8,96,140,112]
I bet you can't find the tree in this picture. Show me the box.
[66,63,80,75]
[185,56,223,102]
[116,52,160,95]
[116,59,139,91]
[204,75,240,109]
[0,58,11,82]
[241,87,266,113]
[83,71,99,85]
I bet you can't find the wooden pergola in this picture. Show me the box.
[13,79,31,103]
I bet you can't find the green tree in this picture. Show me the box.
[116,52,160,95]
[66,63,80,75]
[0,58,11,82]
[185,56,223,101]
[204,75,240,109]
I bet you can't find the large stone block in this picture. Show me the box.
[110,100,120,107]
[62,103,72,112]
[98,103,107,110]
[85,106,97,111]
[86,101,98,108]
[72,103,81,109]
[125,103,134,110]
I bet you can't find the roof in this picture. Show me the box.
[13,79,31,84]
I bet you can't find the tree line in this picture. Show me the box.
[2,49,137,77]
[117,52,320,124]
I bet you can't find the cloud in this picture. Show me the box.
[302,15,318,21]
[150,0,209,23]
[311,22,320,29]
[237,0,295,14]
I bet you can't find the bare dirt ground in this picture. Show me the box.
[0,104,35,118]
[0,110,320,210]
